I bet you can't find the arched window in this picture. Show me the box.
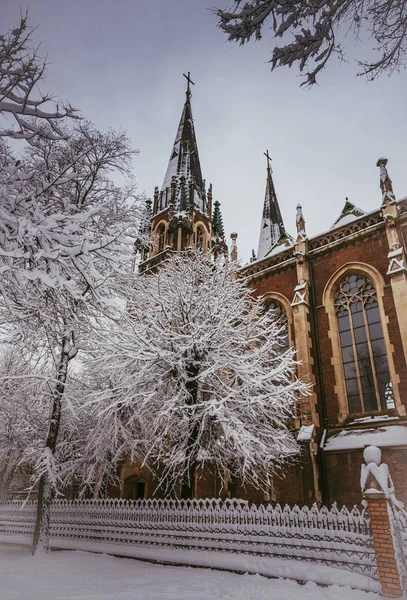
[335,274,394,414]
[264,300,289,354]
[158,224,165,252]
[196,227,204,251]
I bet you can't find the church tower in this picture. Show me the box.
[257,152,288,260]
[140,74,226,270]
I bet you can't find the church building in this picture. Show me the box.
[124,79,407,506]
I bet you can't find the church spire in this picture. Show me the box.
[159,72,206,216]
[143,75,216,267]
[257,151,286,260]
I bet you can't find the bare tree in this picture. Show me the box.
[0,13,77,142]
[214,0,407,86]
[89,252,308,500]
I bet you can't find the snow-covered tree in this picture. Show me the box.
[0,347,48,500]
[0,346,89,501]
[214,0,407,86]
[0,14,77,142]
[89,252,308,500]
[0,123,145,552]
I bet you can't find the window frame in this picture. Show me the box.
[323,263,401,422]
[262,292,294,351]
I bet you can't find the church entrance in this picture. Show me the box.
[123,477,146,500]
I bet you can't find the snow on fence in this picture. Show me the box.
[0,498,377,580]
[390,502,407,589]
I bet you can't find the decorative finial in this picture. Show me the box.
[296,204,306,239]
[183,71,195,98]
[230,232,238,262]
[264,149,272,172]
[376,157,395,206]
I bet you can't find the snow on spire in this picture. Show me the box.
[376,157,396,206]
[159,76,206,215]
[257,152,286,260]
[230,232,238,262]
[296,204,306,239]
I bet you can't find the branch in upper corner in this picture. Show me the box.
[213,0,407,86]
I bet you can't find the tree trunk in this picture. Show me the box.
[32,339,69,555]
[0,457,15,501]
[180,364,199,500]
[0,477,9,501]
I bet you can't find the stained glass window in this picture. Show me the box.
[335,274,394,413]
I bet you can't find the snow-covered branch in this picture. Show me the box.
[88,252,309,499]
[0,14,78,141]
[214,0,407,85]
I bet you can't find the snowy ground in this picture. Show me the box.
[0,546,392,600]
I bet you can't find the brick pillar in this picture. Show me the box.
[364,491,403,598]
[361,445,403,598]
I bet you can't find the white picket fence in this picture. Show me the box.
[0,497,378,581]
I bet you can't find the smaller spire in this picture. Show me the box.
[257,152,286,260]
[212,200,225,240]
[296,204,306,240]
[230,232,238,262]
[212,198,227,258]
[377,157,396,206]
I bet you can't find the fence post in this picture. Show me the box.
[361,445,403,599]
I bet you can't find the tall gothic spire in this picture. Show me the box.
[257,151,286,260]
[144,75,216,267]
[159,74,206,215]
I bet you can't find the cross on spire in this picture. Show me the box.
[264,149,272,172]
[183,71,195,97]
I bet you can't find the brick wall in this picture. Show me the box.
[325,447,407,505]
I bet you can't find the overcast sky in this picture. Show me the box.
[3,0,407,262]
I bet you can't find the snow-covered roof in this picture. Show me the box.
[330,199,366,230]
[297,424,314,441]
[324,425,407,452]
[264,236,294,258]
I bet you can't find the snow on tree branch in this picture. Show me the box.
[214,1,407,86]
[0,120,148,551]
[0,13,78,142]
[88,252,309,499]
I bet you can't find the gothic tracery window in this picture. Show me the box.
[265,300,289,355]
[335,274,394,414]
[158,225,165,252]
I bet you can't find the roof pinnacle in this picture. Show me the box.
[183,71,195,98]
[376,157,396,206]
[264,149,272,172]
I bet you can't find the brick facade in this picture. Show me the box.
[240,194,407,508]
[123,90,407,511]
